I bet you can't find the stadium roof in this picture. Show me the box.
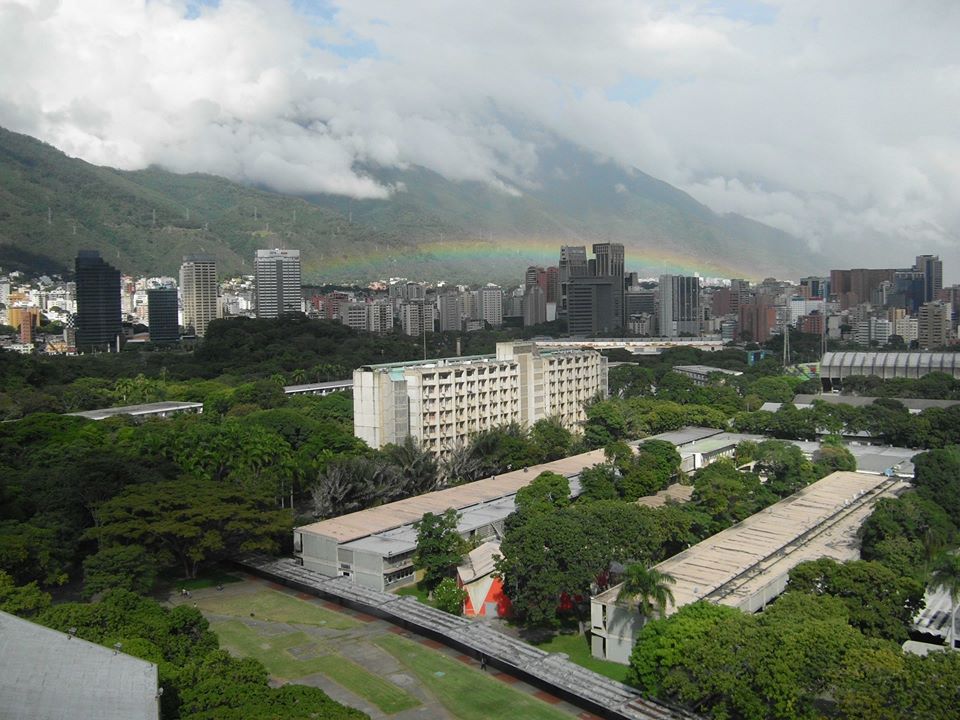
[0,611,158,720]
[821,352,960,379]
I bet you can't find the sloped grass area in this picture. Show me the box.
[213,620,419,714]
[375,634,572,720]
[198,589,360,629]
[529,632,630,683]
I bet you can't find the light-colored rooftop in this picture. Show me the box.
[596,471,905,614]
[635,483,694,508]
[67,401,203,420]
[673,365,743,377]
[283,379,353,393]
[298,449,607,543]
[0,610,159,720]
[458,541,502,584]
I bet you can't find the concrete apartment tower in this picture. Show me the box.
[179,254,218,337]
[255,248,302,318]
[146,287,179,344]
[658,274,702,338]
[74,250,121,351]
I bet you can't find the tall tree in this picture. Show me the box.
[89,478,291,579]
[412,509,466,590]
[617,564,676,620]
[930,552,960,650]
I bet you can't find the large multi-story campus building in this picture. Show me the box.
[353,342,607,455]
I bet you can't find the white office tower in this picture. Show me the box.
[255,249,302,318]
[658,274,702,338]
[480,284,504,328]
[354,342,608,456]
[179,255,218,337]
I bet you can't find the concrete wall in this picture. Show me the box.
[591,599,646,665]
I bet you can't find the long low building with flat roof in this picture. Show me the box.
[639,427,917,477]
[590,470,910,664]
[67,401,203,421]
[294,448,607,591]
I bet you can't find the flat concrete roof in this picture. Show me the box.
[0,611,158,720]
[67,401,203,420]
[298,449,607,544]
[673,365,743,377]
[635,483,694,508]
[596,471,904,614]
[283,379,353,393]
[639,427,723,447]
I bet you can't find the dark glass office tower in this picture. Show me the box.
[75,250,121,350]
[147,288,179,344]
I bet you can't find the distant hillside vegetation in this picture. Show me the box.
[0,127,821,282]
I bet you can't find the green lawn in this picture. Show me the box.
[529,632,630,683]
[375,634,573,720]
[162,569,243,592]
[393,583,433,606]
[197,589,360,629]
[213,620,419,714]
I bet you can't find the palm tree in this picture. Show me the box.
[617,563,676,621]
[930,552,960,651]
[290,368,307,385]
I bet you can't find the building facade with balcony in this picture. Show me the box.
[353,342,607,456]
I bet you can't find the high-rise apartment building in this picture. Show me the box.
[918,300,952,349]
[523,286,547,326]
[179,254,218,337]
[354,342,607,456]
[658,275,701,337]
[479,284,503,328]
[558,245,589,315]
[75,250,121,350]
[738,296,777,342]
[566,243,625,336]
[545,266,560,304]
[400,300,434,336]
[830,268,897,310]
[255,248,302,318]
[147,288,179,344]
[437,293,461,332]
[915,255,943,303]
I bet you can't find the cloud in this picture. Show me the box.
[0,0,959,272]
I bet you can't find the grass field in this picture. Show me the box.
[529,632,630,683]
[214,620,419,714]
[375,634,573,720]
[197,589,360,629]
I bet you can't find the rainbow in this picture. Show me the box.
[304,237,754,281]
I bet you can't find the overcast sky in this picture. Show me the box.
[1,0,958,271]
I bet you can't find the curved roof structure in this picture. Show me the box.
[821,351,960,380]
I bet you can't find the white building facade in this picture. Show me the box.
[353,342,607,456]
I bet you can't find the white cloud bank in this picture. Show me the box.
[1,0,959,271]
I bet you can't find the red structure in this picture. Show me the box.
[457,542,512,618]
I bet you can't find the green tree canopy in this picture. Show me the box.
[89,478,291,579]
[412,509,466,590]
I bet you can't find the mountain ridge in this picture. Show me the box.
[0,126,822,283]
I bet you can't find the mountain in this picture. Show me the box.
[0,126,822,283]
